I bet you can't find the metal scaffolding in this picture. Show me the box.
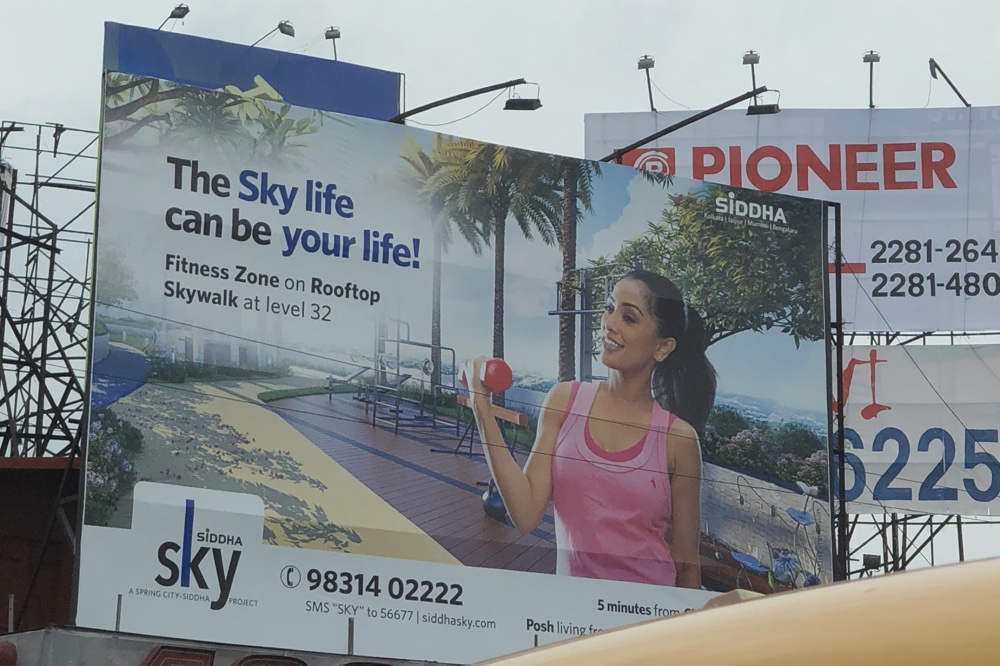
[0,120,97,458]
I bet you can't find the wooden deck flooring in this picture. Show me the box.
[268,391,557,575]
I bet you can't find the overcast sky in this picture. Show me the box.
[4,0,999,157]
[4,0,998,572]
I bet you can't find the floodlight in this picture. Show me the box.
[638,55,654,70]
[157,4,190,30]
[250,21,296,47]
[863,554,882,571]
[927,57,971,107]
[747,103,780,116]
[504,97,542,111]
[863,50,881,63]
[742,50,760,66]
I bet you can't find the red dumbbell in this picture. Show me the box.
[460,358,513,394]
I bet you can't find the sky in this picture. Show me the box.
[4,0,1000,158]
[4,0,1000,573]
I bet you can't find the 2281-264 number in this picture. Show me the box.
[835,427,1000,504]
[871,239,999,264]
[305,570,463,606]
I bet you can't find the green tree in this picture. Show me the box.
[597,183,825,347]
[429,139,561,405]
[102,73,320,162]
[398,134,486,391]
[95,242,138,308]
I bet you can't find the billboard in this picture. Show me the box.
[103,22,401,120]
[584,107,1000,333]
[80,72,833,664]
[839,344,1000,515]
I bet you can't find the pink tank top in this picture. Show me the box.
[551,381,677,587]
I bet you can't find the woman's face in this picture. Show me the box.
[600,279,676,372]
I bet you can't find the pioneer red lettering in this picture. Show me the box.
[921,142,957,188]
[845,144,879,190]
[728,146,743,187]
[796,144,842,191]
[624,142,959,192]
[883,143,918,190]
[693,146,725,180]
[746,145,792,192]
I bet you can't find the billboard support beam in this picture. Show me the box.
[389,78,528,124]
[929,58,971,108]
[599,86,768,164]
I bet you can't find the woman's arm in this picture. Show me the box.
[668,417,703,589]
[468,358,571,533]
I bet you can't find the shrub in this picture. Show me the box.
[85,408,144,526]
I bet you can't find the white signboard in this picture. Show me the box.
[77,482,712,665]
[839,345,1000,515]
[82,72,833,664]
[584,108,1000,333]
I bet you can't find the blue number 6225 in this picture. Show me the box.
[832,427,1000,505]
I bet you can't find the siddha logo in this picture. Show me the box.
[154,499,242,611]
[715,191,787,224]
[196,528,243,547]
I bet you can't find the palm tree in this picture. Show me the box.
[398,135,486,392]
[555,158,602,382]
[429,139,561,406]
[554,161,674,382]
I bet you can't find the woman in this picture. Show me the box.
[468,269,716,589]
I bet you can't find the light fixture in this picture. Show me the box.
[743,50,760,104]
[325,25,341,60]
[928,57,971,107]
[504,82,542,111]
[504,97,542,111]
[638,55,655,113]
[157,3,190,30]
[862,553,882,571]
[250,20,295,47]
[747,87,780,116]
[863,50,880,109]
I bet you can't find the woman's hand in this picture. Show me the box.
[466,356,492,407]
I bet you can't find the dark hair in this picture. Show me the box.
[620,269,717,433]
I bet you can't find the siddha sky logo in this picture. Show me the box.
[715,191,787,224]
[154,499,242,610]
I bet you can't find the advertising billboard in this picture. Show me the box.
[839,344,1000,515]
[80,72,833,664]
[104,22,401,121]
[584,107,1000,334]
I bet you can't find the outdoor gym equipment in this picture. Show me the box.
[547,263,632,384]
[356,315,460,435]
[482,481,507,522]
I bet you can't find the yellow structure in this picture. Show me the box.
[477,557,997,666]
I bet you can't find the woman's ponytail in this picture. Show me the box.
[622,269,718,433]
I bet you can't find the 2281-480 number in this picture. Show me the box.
[871,272,1000,297]
[306,570,463,606]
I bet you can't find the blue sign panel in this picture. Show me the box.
[103,22,400,120]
